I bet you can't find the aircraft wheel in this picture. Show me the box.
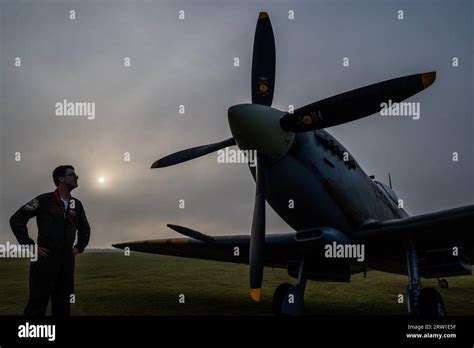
[419,287,446,317]
[273,283,293,315]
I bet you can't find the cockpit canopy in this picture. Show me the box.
[374,180,398,204]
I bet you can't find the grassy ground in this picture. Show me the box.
[0,252,473,315]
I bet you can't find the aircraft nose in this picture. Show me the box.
[228,104,294,162]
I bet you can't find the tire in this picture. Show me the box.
[273,283,293,315]
[419,287,446,317]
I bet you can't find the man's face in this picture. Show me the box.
[60,168,79,189]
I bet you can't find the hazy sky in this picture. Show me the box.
[1,0,472,248]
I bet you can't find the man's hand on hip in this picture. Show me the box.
[38,246,50,257]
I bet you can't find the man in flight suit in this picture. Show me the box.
[10,165,91,317]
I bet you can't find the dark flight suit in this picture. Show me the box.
[10,189,91,317]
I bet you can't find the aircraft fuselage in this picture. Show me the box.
[259,130,406,237]
[228,103,406,237]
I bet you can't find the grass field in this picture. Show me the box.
[0,252,473,316]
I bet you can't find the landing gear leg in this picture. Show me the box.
[405,245,446,317]
[405,246,421,316]
[275,260,307,316]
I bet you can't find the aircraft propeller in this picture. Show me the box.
[247,12,276,302]
[279,71,436,133]
[151,11,436,303]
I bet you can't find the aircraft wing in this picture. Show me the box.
[358,204,474,249]
[357,205,474,275]
[112,233,302,268]
[112,225,363,275]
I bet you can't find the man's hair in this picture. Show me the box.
[52,165,75,187]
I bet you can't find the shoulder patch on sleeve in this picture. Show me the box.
[24,198,39,211]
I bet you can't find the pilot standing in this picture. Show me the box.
[10,165,91,317]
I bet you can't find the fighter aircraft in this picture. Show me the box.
[113,12,474,316]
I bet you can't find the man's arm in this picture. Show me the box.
[74,203,91,253]
[9,197,40,245]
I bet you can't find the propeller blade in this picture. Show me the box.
[251,12,276,106]
[249,155,266,302]
[167,224,216,243]
[280,71,436,132]
[151,138,236,168]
